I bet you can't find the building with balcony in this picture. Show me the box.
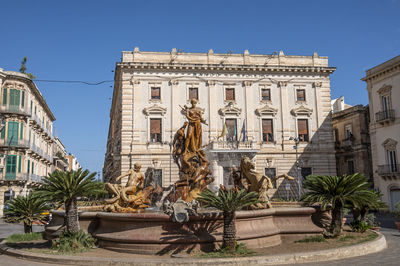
[103,48,337,198]
[362,55,400,210]
[331,97,372,180]
[0,68,55,216]
[52,137,68,171]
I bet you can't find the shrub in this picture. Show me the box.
[52,230,97,253]
[349,221,371,233]
[295,235,326,243]
[6,232,45,243]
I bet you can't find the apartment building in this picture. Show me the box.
[331,97,372,180]
[66,154,81,171]
[0,69,55,216]
[103,48,337,198]
[362,55,400,210]
[52,137,68,171]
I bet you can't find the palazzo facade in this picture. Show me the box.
[103,48,337,198]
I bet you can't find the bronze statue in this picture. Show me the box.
[104,163,151,212]
[240,156,295,209]
[183,99,207,154]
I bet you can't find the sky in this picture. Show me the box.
[1,0,399,176]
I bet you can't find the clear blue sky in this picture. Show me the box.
[1,0,399,175]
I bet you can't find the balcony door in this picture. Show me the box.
[388,150,398,173]
[9,89,20,111]
[5,155,17,180]
[7,122,19,146]
[225,119,237,142]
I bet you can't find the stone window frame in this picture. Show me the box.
[294,85,307,104]
[148,116,164,144]
[223,83,237,104]
[144,104,167,147]
[344,124,353,140]
[377,84,392,112]
[382,138,398,168]
[1,82,28,111]
[148,82,162,103]
[296,117,310,143]
[259,84,272,103]
[255,104,278,146]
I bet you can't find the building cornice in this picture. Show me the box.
[361,55,400,82]
[117,62,336,75]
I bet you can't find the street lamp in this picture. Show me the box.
[289,136,302,199]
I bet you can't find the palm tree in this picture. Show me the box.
[197,188,259,251]
[4,193,49,233]
[301,173,374,237]
[35,169,105,233]
[351,190,386,224]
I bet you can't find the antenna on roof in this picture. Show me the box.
[264,51,277,66]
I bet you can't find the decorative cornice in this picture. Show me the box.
[255,104,278,117]
[278,81,287,88]
[169,79,179,86]
[206,80,216,86]
[313,82,322,88]
[290,105,313,117]
[218,102,242,117]
[377,84,392,94]
[382,138,397,150]
[243,81,252,87]
[143,104,167,116]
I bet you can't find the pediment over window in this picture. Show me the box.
[143,104,167,116]
[218,102,242,117]
[290,105,313,117]
[255,104,278,117]
[377,84,392,94]
[382,138,398,150]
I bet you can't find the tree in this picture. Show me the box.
[4,193,49,233]
[351,190,386,224]
[301,173,374,237]
[34,169,106,233]
[19,57,36,79]
[197,188,259,251]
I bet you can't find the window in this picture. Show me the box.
[388,150,398,173]
[297,119,309,142]
[150,118,162,143]
[9,89,20,107]
[345,124,352,139]
[21,91,25,107]
[225,88,235,101]
[265,168,277,188]
[151,87,161,100]
[347,160,355,175]
[262,119,274,142]
[5,155,17,180]
[188,87,198,100]
[2,88,7,105]
[20,123,23,139]
[261,88,271,101]
[334,128,339,142]
[301,167,312,181]
[27,160,30,174]
[296,89,306,101]
[7,122,19,146]
[225,118,237,142]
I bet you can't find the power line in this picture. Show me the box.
[34,79,113,85]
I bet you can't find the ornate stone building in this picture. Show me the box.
[103,48,337,198]
[0,69,55,216]
[362,55,400,210]
[331,97,372,181]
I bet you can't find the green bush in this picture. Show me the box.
[295,235,326,243]
[52,230,97,253]
[6,232,45,243]
[350,221,371,233]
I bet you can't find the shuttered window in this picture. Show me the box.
[0,125,5,139]
[262,119,274,142]
[261,89,271,101]
[18,155,22,173]
[150,118,162,143]
[2,88,7,105]
[298,119,309,142]
[151,87,161,100]
[27,160,30,174]
[225,88,235,101]
[9,89,20,107]
[21,91,25,107]
[296,89,306,101]
[188,87,198,100]
[225,118,237,142]
[20,123,23,139]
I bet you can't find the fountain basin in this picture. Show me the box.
[45,207,322,254]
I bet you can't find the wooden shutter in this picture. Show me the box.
[2,88,7,105]
[20,123,23,139]
[18,155,21,173]
[225,88,235,101]
[262,119,272,133]
[189,88,198,100]
[27,160,30,174]
[298,119,308,134]
[151,87,160,99]
[21,91,25,107]
[150,119,161,134]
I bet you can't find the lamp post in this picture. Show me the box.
[289,136,301,199]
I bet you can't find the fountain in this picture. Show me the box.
[45,99,323,254]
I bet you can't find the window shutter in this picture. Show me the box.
[2,88,7,105]
[189,88,198,100]
[150,119,161,134]
[18,155,21,173]
[298,119,308,134]
[27,160,30,174]
[20,123,23,139]
[32,162,34,174]
[21,91,25,107]
[0,125,5,139]
[262,119,273,133]
[225,88,235,101]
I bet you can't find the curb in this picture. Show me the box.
[0,232,387,265]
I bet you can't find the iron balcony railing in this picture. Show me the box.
[30,143,52,162]
[375,109,395,123]
[0,172,44,183]
[0,138,30,148]
[210,140,255,150]
[0,105,31,116]
[378,164,400,175]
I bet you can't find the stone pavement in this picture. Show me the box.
[0,214,398,266]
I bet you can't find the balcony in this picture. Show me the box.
[0,173,44,183]
[0,138,30,149]
[30,143,52,162]
[209,140,257,151]
[375,109,395,123]
[378,164,400,176]
[341,138,354,148]
[0,105,31,117]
